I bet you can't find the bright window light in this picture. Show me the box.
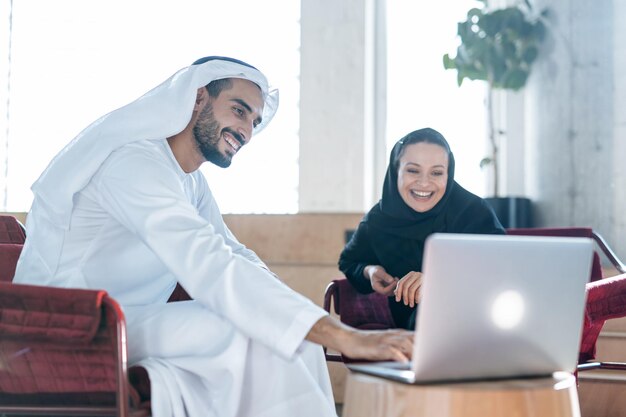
[0,0,300,213]
[387,1,488,197]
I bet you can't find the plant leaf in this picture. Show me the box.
[445,3,549,93]
[523,0,533,11]
[502,69,529,90]
[540,7,554,20]
[442,54,456,69]
[522,46,538,64]
[534,20,547,41]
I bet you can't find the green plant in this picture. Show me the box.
[443,0,550,197]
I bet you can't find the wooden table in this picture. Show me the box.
[342,371,580,417]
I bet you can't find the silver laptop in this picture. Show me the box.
[347,233,594,384]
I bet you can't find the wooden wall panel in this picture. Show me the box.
[269,265,344,307]
[223,213,363,264]
[578,376,626,417]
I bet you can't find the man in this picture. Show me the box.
[13,56,413,417]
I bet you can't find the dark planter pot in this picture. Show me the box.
[485,197,533,229]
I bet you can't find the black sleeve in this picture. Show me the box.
[338,222,380,294]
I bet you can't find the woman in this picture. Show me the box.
[338,127,505,329]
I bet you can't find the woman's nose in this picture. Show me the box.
[415,174,429,185]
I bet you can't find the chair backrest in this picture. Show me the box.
[0,243,22,283]
[0,214,26,244]
[324,279,396,330]
[507,227,606,281]
[0,215,26,284]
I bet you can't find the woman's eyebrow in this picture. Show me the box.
[404,162,446,168]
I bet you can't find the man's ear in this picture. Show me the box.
[194,87,209,111]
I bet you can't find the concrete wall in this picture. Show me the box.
[612,1,626,261]
[299,0,387,212]
[522,0,624,258]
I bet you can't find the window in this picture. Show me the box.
[0,0,300,213]
[387,1,488,196]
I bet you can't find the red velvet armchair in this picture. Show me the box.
[324,227,626,372]
[0,215,141,416]
[0,214,193,416]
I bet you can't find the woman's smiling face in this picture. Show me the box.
[396,142,449,213]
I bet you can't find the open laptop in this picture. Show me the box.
[347,233,594,384]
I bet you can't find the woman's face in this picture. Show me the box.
[396,142,449,213]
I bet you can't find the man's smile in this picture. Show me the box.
[223,131,242,152]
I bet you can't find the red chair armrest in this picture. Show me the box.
[586,273,626,322]
[0,283,106,344]
[579,274,626,363]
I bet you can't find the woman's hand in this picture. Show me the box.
[364,265,398,296]
[394,271,423,308]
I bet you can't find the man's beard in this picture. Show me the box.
[193,104,232,168]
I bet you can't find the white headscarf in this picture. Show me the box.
[31,56,279,230]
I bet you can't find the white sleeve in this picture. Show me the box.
[93,148,327,359]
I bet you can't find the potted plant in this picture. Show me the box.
[442,0,550,228]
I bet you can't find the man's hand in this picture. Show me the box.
[306,316,413,362]
[394,271,423,308]
[364,265,398,296]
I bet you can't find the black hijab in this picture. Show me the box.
[339,128,504,328]
[366,127,457,241]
